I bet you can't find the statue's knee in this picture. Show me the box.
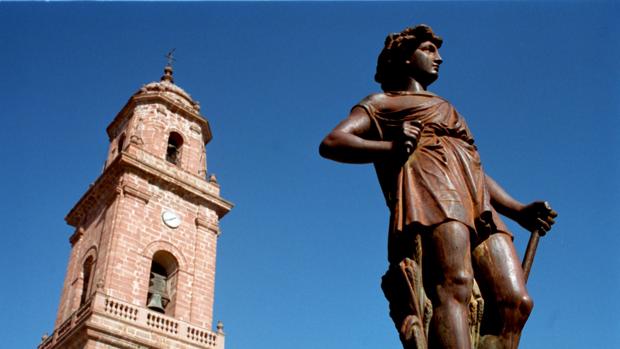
[498,291,533,318]
[438,271,473,304]
[520,294,534,316]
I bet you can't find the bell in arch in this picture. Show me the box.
[147,272,170,313]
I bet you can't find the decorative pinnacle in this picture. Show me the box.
[161,48,176,83]
[208,173,218,184]
[217,320,224,334]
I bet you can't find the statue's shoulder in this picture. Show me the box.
[355,92,404,112]
[356,92,387,107]
[356,91,441,115]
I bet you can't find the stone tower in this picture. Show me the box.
[39,64,232,349]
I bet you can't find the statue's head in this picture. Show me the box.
[375,24,443,91]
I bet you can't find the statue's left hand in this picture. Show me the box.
[516,201,557,236]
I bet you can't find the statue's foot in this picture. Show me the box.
[478,335,502,349]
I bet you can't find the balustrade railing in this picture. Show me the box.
[38,292,222,349]
[104,298,138,321]
[187,326,218,347]
[146,312,179,335]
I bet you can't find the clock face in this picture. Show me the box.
[162,210,181,228]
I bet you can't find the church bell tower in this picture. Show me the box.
[39,63,232,349]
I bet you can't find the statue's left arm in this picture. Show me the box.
[485,175,557,235]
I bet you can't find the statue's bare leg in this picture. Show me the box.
[473,233,533,349]
[424,221,473,349]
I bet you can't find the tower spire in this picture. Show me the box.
[161,48,176,83]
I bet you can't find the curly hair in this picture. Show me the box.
[375,24,443,91]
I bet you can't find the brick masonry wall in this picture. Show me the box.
[102,171,219,328]
[55,193,115,327]
[106,101,209,178]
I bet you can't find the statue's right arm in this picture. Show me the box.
[319,107,394,164]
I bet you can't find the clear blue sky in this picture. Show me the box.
[1,2,618,348]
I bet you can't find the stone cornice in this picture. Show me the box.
[65,164,123,227]
[106,93,212,144]
[69,227,84,246]
[121,145,233,217]
[66,146,232,227]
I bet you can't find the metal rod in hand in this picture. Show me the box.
[521,229,541,283]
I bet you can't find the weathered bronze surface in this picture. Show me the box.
[147,272,170,313]
[320,25,557,349]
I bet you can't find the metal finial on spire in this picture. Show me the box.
[165,48,176,67]
[161,48,176,83]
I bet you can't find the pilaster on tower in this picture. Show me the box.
[40,63,233,349]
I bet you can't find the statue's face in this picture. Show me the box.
[409,40,443,86]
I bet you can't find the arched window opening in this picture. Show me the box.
[80,256,94,306]
[117,133,126,155]
[146,251,179,316]
[166,132,183,165]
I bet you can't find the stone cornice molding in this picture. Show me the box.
[69,227,84,246]
[121,146,232,217]
[65,166,122,227]
[66,147,232,228]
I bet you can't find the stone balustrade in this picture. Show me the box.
[39,291,224,349]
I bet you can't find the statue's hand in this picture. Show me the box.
[400,120,424,156]
[516,201,557,236]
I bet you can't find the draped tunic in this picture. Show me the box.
[355,91,510,246]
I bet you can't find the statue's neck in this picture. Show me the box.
[384,78,427,93]
[403,78,427,92]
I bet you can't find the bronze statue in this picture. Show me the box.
[319,25,557,349]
